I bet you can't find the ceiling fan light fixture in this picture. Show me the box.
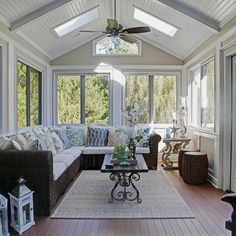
[55,6,99,37]
[133,7,178,37]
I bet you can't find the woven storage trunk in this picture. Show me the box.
[178,148,200,176]
[182,152,208,184]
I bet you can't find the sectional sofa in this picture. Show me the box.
[0,125,161,216]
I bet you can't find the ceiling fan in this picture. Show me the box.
[79,0,150,43]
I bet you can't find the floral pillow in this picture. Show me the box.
[65,128,84,146]
[37,134,57,155]
[135,128,150,147]
[53,128,71,149]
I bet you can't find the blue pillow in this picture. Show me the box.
[135,128,150,147]
[65,128,84,146]
[87,126,108,146]
[54,128,71,149]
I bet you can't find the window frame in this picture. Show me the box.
[54,72,111,125]
[188,57,216,132]
[16,60,42,128]
[122,71,180,127]
[92,36,142,56]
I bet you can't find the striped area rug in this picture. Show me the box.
[51,170,194,219]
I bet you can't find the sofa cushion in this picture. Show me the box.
[0,136,22,151]
[53,162,67,180]
[82,146,114,155]
[135,128,151,147]
[107,128,128,146]
[65,128,84,146]
[136,147,150,154]
[61,146,83,158]
[37,134,57,155]
[22,130,37,142]
[53,153,75,167]
[50,132,64,153]
[54,128,71,149]
[87,126,108,146]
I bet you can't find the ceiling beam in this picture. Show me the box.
[157,0,220,32]
[10,0,73,31]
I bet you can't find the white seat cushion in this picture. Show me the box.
[53,162,67,180]
[61,146,83,158]
[53,153,75,167]
[82,146,114,155]
[136,147,150,154]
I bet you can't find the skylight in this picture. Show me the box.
[133,7,178,37]
[54,7,99,37]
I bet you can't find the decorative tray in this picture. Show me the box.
[111,158,137,165]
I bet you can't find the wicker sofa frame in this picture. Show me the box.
[0,133,161,216]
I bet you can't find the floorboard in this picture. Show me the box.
[10,169,232,236]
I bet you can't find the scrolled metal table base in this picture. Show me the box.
[108,172,142,203]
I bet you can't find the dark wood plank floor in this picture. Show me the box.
[15,170,232,236]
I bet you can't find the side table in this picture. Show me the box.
[161,137,191,170]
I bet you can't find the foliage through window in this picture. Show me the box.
[124,74,177,124]
[17,61,42,128]
[189,59,215,129]
[95,37,140,55]
[57,74,109,124]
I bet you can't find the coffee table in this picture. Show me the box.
[101,154,148,203]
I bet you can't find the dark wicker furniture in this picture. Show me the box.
[178,148,200,176]
[0,133,161,216]
[182,152,208,184]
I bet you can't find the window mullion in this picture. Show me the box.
[149,75,154,123]
[81,74,85,123]
[38,71,42,125]
[26,66,31,126]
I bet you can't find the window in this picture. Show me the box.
[57,74,109,124]
[189,59,215,129]
[124,74,177,124]
[94,37,141,55]
[17,61,42,128]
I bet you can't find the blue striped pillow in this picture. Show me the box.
[87,127,108,146]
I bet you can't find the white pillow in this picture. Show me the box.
[0,136,22,151]
[22,131,37,142]
[107,128,129,146]
[15,134,38,150]
[50,132,64,153]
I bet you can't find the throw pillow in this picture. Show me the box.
[53,128,71,149]
[65,128,84,146]
[37,134,57,155]
[0,136,22,151]
[135,128,151,147]
[107,128,129,146]
[50,132,64,153]
[15,133,38,150]
[22,131,37,142]
[87,126,108,146]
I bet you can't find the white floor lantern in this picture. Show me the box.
[8,177,35,235]
[0,194,9,236]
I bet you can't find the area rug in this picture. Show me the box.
[51,170,194,219]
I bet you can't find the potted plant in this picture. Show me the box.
[113,144,130,160]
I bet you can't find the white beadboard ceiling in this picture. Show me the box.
[0,0,235,60]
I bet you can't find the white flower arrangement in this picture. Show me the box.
[122,103,144,126]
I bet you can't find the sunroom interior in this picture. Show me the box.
[0,0,236,235]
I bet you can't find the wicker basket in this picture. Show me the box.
[182,152,208,184]
[178,148,200,176]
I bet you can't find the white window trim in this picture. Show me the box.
[92,35,142,56]
[188,55,216,133]
[53,71,112,125]
[122,71,180,127]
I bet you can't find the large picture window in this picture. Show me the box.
[17,61,42,128]
[124,73,177,124]
[57,73,109,124]
[189,59,215,130]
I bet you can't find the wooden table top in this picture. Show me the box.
[101,154,149,173]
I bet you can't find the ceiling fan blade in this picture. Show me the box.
[79,30,107,33]
[122,26,150,34]
[107,19,119,30]
[120,35,137,44]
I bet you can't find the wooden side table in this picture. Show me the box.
[161,137,191,170]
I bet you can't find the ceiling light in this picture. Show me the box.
[133,7,178,37]
[55,6,99,37]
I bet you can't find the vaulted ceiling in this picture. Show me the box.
[0,0,235,60]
